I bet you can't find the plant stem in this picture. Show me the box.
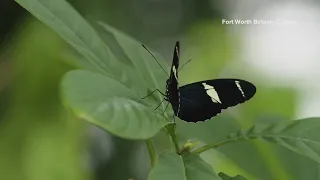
[171,130,180,153]
[146,139,156,168]
[165,123,180,153]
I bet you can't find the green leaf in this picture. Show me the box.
[15,0,111,73]
[148,151,221,180]
[261,141,320,180]
[218,172,247,180]
[241,118,320,163]
[198,149,259,180]
[61,70,169,139]
[14,0,146,95]
[198,118,320,163]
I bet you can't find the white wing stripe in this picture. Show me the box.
[202,83,222,104]
[235,80,246,98]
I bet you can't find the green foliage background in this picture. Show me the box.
[0,0,319,180]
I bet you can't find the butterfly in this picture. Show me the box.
[143,41,256,122]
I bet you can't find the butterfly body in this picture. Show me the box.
[165,42,180,117]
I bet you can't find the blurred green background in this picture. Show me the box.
[1,0,320,180]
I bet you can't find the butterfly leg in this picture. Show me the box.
[172,114,176,124]
[162,102,169,114]
[154,98,165,110]
[141,89,166,99]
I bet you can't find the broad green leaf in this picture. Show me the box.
[61,70,169,139]
[148,151,221,180]
[213,118,320,163]
[15,0,111,73]
[14,0,146,94]
[260,141,320,180]
[199,149,258,180]
[218,172,247,180]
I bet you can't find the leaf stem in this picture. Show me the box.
[146,139,156,168]
[193,137,245,154]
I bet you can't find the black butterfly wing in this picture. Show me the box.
[169,41,180,81]
[178,79,256,122]
[167,41,180,115]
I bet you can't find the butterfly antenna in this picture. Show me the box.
[142,44,169,77]
[178,57,192,72]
